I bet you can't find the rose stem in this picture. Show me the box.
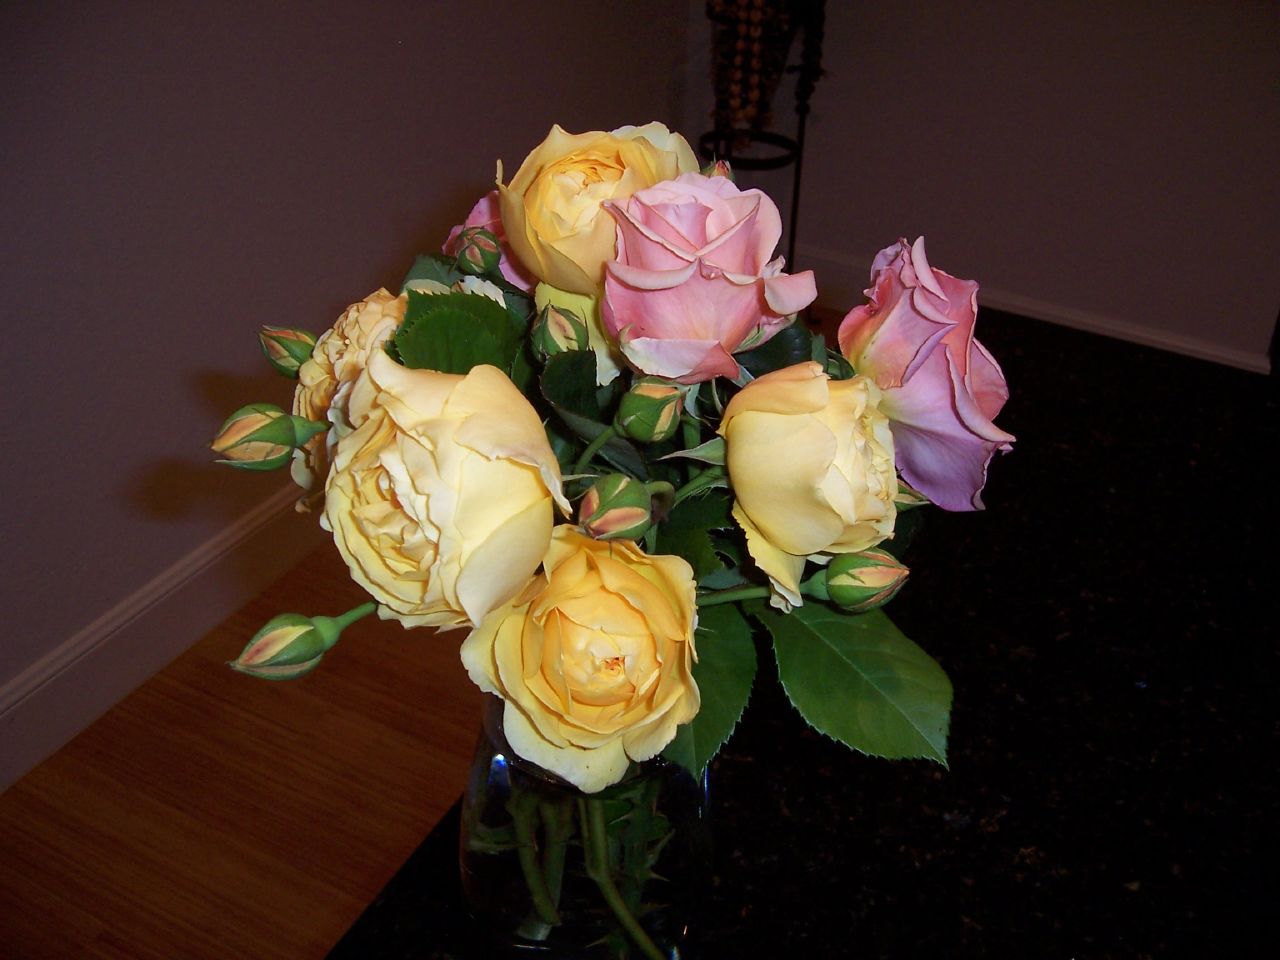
[330,601,376,629]
[681,414,701,451]
[696,585,770,607]
[537,797,575,915]
[572,425,618,475]
[578,797,668,960]
[509,789,561,926]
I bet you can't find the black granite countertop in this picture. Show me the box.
[330,312,1277,959]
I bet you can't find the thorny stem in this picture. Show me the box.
[578,797,667,960]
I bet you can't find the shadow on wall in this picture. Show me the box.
[126,174,489,527]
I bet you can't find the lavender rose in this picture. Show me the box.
[838,237,1014,511]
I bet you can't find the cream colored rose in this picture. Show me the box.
[290,288,406,503]
[719,362,898,610]
[498,123,698,295]
[460,527,699,793]
[322,350,569,630]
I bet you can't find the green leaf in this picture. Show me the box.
[757,605,952,765]
[540,351,601,419]
[656,525,720,582]
[659,436,725,466]
[393,291,520,374]
[698,565,749,590]
[501,289,537,391]
[400,253,464,291]
[541,352,648,478]
[662,604,757,778]
[666,489,733,531]
[736,321,823,378]
[656,490,733,581]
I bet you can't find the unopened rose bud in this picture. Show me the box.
[212,403,327,471]
[826,549,910,612]
[531,302,591,359]
[701,158,734,181]
[615,378,685,443]
[453,226,502,276]
[228,612,343,680]
[258,326,317,378]
[579,474,653,540]
[895,484,930,510]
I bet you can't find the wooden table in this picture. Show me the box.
[0,546,481,959]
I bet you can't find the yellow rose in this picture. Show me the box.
[718,362,898,610]
[498,123,698,295]
[290,288,406,503]
[460,527,699,793]
[323,350,569,630]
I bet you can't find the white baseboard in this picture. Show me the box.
[798,243,1271,375]
[0,486,327,792]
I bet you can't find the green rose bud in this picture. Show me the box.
[894,483,930,510]
[258,326,317,378]
[615,377,685,443]
[453,226,502,276]
[211,403,327,471]
[578,474,653,540]
[228,612,344,680]
[825,549,910,612]
[531,302,591,360]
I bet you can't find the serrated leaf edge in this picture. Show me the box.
[759,607,952,767]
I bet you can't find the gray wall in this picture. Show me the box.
[3,0,1275,770]
[681,0,1279,370]
[0,1,691,729]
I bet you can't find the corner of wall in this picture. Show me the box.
[799,243,1271,375]
[0,487,328,792]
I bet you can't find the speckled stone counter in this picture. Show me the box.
[329,312,1277,958]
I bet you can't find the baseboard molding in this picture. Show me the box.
[798,243,1271,375]
[0,486,327,791]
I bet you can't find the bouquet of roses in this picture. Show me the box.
[212,121,1013,955]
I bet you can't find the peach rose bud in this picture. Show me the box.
[453,226,502,277]
[531,302,591,359]
[579,474,653,541]
[258,326,317,378]
[212,403,327,471]
[615,378,685,443]
[228,612,343,680]
[701,158,734,181]
[825,549,910,612]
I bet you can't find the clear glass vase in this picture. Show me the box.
[459,695,710,958]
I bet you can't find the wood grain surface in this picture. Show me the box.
[0,545,482,959]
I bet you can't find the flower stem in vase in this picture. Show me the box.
[578,796,668,960]
[507,788,561,935]
[537,796,575,918]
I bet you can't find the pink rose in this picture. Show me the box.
[838,237,1014,511]
[443,190,535,293]
[601,173,816,383]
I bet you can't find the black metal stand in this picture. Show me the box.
[699,1,824,270]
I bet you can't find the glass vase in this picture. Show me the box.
[459,695,710,958]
